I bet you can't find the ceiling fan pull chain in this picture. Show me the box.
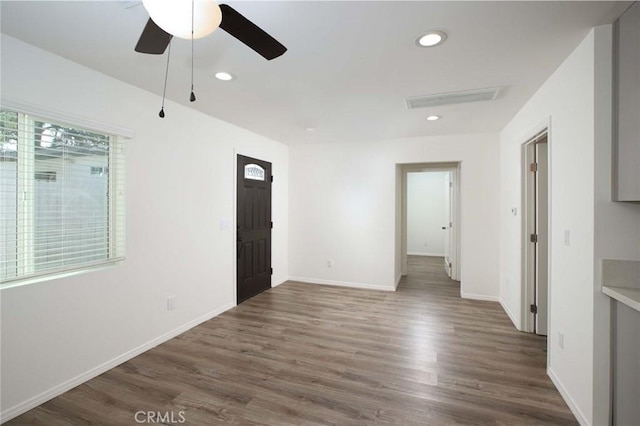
[190,0,196,103]
[159,40,172,118]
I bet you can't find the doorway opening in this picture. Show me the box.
[397,163,461,284]
[236,154,272,304]
[522,130,549,336]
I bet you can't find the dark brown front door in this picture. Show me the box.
[236,155,272,304]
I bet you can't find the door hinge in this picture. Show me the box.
[449,262,452,269]
[270,267,273,275]
[270,221,273,229]
[530,233,538,243]
[530,304,538,314]
[270,175,274,183]
[530,162,538,172]
[449,222,453,228]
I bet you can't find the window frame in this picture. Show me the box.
[0,101,131,287]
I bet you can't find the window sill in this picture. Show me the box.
[0,258,125,290]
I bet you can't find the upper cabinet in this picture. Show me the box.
[614,2,640,202]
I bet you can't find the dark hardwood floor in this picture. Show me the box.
[6,256,576,425]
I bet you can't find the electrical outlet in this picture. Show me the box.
[327,259,333,268]
[167,296,176,311]
[558,331,564,349]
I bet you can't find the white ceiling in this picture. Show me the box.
[0,1,631,145]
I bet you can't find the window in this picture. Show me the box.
[0,108,125,284]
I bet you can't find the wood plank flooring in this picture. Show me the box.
[6,256,577,425]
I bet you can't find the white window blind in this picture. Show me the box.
[0,108,125,284]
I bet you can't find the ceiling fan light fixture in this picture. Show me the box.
[426,115,441,121]
[416,31,447,47]
[142,0,222,39]
[215,71,235,81]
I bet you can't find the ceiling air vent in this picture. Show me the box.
[406,87,503,109]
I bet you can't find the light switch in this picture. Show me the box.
[564,229,570,246]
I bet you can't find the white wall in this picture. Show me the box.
[406,172,447,256]
[394,165,402,287]
[500,29,596,425]
[499,26,640,425]
[288,133,499,300]
[0,35,289,421]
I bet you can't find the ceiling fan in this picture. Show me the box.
[133,0,287,117]
[134,0,287,60]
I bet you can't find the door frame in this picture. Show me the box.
[520,126,552,337]
[399,162,461,281]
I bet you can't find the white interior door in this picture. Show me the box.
[443,172,452,278]
[535,142,549,335]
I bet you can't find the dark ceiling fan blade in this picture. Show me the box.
[219,4,287,60]
[135,18,173,54]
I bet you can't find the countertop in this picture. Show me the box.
[602,285,640,312]
[602,259,640,313]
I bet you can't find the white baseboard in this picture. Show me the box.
[288,276,395,292]
[0,302,235,424]
[499,297,521,330]
[460,291,499,302]
[548,367,590,426]
[407,252,445,257]
[271,277,288,287]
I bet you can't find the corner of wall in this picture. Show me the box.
[499,297,521,330]
[548,367,591,426]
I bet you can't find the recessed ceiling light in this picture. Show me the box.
[215,72,235,81]
[426,115,441,121]
[306,127,316,132]
[416,31,447,47]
